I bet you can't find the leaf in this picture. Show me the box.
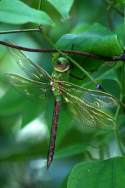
[67,157,125,188]
[71,23,92,34]
[0,0,54,26]
[116,0,125,5]
[101,79,121,98]
[47,0,74,18]
[56,23,123,56]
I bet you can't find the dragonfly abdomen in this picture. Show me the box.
[47,99,61,168]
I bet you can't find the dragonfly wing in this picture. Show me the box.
[60,81,115,130]
[6,74,50,99]
[60,81,117,110]
[8,46,51,83]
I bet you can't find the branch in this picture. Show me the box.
[113,6,124,17]
[0,28,41,35]
[104,0,124,17]
[0,40,125,62]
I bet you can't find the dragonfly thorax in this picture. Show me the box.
[50,80,62,101]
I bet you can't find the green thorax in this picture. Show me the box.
[51,56,70,101]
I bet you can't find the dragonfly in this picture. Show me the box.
[6,48,117,168]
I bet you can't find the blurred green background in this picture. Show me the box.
[0,0,125,188]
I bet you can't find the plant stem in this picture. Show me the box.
[65,55,97,84]
[113,62,125,155]
[99,146,105,160]
[38,0,42,10]
[114,122,125,155]
[0,40,125,61]
[104,0,124,17]
[0,28,41,35]
[114,103,124,155]
[113,6,124,17]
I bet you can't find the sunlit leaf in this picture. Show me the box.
[68,157,125,188]
[0,0,54,26]
[47,0,74,18]
[56,23,123,56]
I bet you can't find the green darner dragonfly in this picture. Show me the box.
[6,48,117,168]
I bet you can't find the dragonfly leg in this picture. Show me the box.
[47,99,61,168]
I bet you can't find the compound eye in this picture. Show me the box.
[54,57,70,72]
[56,60,62,65]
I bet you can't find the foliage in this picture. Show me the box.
[0,0,125,188]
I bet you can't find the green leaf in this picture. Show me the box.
[47,0,74,18]
[116,0,125,5]
[0,0,54,26]
[56,23,123,56]
[67,157,125,188]
[102,79,121,98]
[71,23,92,34]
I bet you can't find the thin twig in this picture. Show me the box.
[113,6,124,17]
[104,0,124,17]
[0,40,125,62]
[38,0,42,10]
[0,28,41,35]
[113,62,125,155]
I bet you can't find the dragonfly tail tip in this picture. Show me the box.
[47,159,52,169]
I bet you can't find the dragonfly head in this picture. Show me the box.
[54,57,70,73]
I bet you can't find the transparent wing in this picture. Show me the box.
[59,81,117,110]
[6,74,50,99]
[60,81,116,129]
[8,46,51,83]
